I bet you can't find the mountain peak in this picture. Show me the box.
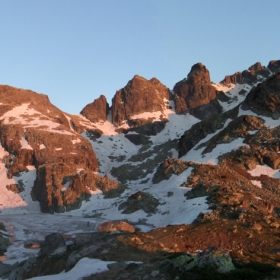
[80,94,109,123]
[187,62,208,79]
[111,74,169,126]
[173,63,220,118]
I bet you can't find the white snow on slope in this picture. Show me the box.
[251,180,262,188]
[78,114,121,136]
[248,165,280,179]
[71,138,81,144]
[57,166,210,231]
[82,132,139,175]
[20,137,33,150]
[238,107,280,127]
[27,258,115,280]
[181,137,248,165]
[213,83,252,111]
[0,103,74,135]
[151,104,200,144]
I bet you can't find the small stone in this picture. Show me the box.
[150,270,159,278]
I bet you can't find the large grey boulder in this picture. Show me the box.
[39,233,66,257]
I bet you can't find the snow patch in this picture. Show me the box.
[27,258,115,280]
[71,139,81,144]
[248,165,280,179]
[20,137,33,150]
[39,144,46,150]
[251,180,262,188]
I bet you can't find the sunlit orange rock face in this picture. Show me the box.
[0,86,120,213]
[111,75,170,125]
[173,63,224,119]
[80,94,109,123]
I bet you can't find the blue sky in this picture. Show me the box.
[0,1,279,114]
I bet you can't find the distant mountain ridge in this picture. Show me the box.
[81,59,280,125]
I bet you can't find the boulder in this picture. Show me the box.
[173,247,235,273]
[173,254,198,271]
[197,247,235,273]
[98,221,135,233]
[263,152,280,169]
[39,233,67,257]
[0,233,10,254]
[118,191,159,214]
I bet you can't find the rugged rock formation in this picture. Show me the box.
[268,60,280,73]
[0,86,118,213]
[173,63,223,118]
[111,75,170,125]
[118,191,159,214]
[178,107,239,157]
[242,72,280,119]
[152,158,192,183]
[221,60,280,86]
[80,95,109,123]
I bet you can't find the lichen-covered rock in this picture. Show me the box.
[197,247,235,273]
[173,254,198,271]
[173,247,234,273]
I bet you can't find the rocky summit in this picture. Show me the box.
[0,60,280,279]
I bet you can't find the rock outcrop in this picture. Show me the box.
[98,221,135,233]
[221,60,280,86]
[80,95,109,123]
[111,75,170,125]
[39,233,67,257]
[0,86,107,213]
[242,72,280,119]
[173,63,223,118]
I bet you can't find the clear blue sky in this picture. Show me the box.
[0,1,279,114]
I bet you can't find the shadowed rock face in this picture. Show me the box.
[242,72,280,119]
[268,60,280,73]
[111,75,170,125]
[173,63,222,118]
[80,95,109,123]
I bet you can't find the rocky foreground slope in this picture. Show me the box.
[0,60,280,279]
